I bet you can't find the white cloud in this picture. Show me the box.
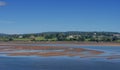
[0,1,6,6]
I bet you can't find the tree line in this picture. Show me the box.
[0,31,120,42]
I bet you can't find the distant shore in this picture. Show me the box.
[0,41,120,46]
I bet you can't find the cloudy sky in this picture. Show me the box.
[0,0,120,34]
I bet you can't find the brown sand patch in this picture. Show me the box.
[0,41,120,46]
[9,46,67,50]
[4,46,104,57]
[107,55,120,59]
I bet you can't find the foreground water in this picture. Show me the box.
[0,44,120,70]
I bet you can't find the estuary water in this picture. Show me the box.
[0,44,120,70]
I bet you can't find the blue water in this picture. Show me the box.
[0,44,120,70]
[0,56,120,70]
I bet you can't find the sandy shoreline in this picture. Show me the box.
[0,45,103,57]
[0,42,120,59]
[0,41,120,46]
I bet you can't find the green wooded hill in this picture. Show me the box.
[0,31,120,42]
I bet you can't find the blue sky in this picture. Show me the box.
[0,0,120,34]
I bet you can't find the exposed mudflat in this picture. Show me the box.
[0,44,120,70]
[0,45,103,57]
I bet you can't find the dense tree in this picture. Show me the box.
[0,32,120,42]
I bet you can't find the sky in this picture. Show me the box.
[0,0,120,34]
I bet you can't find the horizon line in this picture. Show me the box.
[1,31,120,35]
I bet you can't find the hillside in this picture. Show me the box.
[0,31,120,42]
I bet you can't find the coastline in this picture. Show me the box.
[0,41,120,59]
[0,41,120,46]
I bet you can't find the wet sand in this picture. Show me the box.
[0,41,120,46]
[0,43,120,70]
[0,45,103,57]
[0,43,120,59]
[107,55,120,59]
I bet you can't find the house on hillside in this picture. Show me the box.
[19,36,23,38]
[113,34,120,37]
[67,35,81,39]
